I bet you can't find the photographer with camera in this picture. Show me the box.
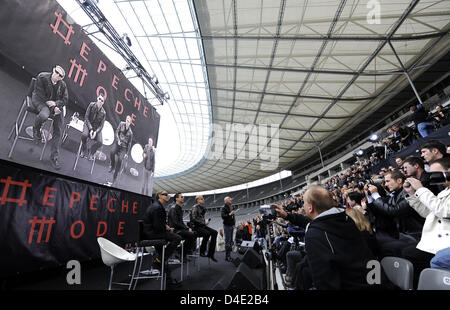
[272,185,377,290]
[432,104,450,128]
[402,156,441,195]
[404,157,450,271]
[366,169,424,257]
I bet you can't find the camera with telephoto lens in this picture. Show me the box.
[364,178,385,196]
[429,172,450,185]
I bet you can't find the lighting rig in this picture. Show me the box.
[77,0,168,106]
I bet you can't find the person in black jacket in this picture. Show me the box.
[235,222,246,248]
[31,65,68,170]
[141,138,155,196]
[410,103,434,138]
[432,104,450,128]
[167,193,196,258]
[420,140,447,164]
[273,185,379,290]
[221,196,236,261]
[392,124,414,148]
[402,156,441,195]
[367,169,425,257]
[190,195,218,262]
[109,115,133,185]
[143,190,181,285]
[81,94,106,160]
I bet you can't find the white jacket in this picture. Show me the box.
[216,232,225,252]
[405,187,450,254]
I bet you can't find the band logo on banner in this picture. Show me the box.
[49,10,152,124]
[0,160,148,276]
[0,0,159,196]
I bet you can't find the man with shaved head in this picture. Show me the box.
[221,196,236,262]
[274,185,378,289]
[32,64,68,170]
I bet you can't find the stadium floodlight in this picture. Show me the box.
[369,133,380,142]
[354,149,364,157]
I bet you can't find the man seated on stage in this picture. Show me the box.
[168,193,197,259]
[143,190,182,286]
[31,65,68,170]
[81,94,105,160]
[190,195,218,262]
[109,115,133,185]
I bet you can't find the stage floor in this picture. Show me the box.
[2,250,242,291]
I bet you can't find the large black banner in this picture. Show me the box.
[0,159,150,277]
[0,0,159,195]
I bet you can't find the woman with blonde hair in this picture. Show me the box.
[346,208,373,235]
[346,208,380,258]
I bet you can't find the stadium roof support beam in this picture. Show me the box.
[205,63,414,76]
[284,0,423,170]
[139,32,447,42]
[388,40,424,105]
[213,105,352,119]
[210,86,377,102]
[76,0,167,105]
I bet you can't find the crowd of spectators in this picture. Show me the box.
[382,103,449,153]
[261,138,450,290]
[140,105,449,290]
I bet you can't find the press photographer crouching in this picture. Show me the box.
[404,157,450,271]
[272,185,379,290]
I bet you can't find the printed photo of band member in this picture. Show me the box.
[6,64,157,197]
[31,64,68,170]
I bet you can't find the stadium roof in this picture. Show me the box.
[64,0,450,193]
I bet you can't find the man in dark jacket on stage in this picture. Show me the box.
[141,137,155,196]
[81,94,106,160]
[274,185,378,290]
[109,115,133,185]
[168,193,196,258]
[190,195,218,262]
[221,196,236,262]
[143,190,181,285]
